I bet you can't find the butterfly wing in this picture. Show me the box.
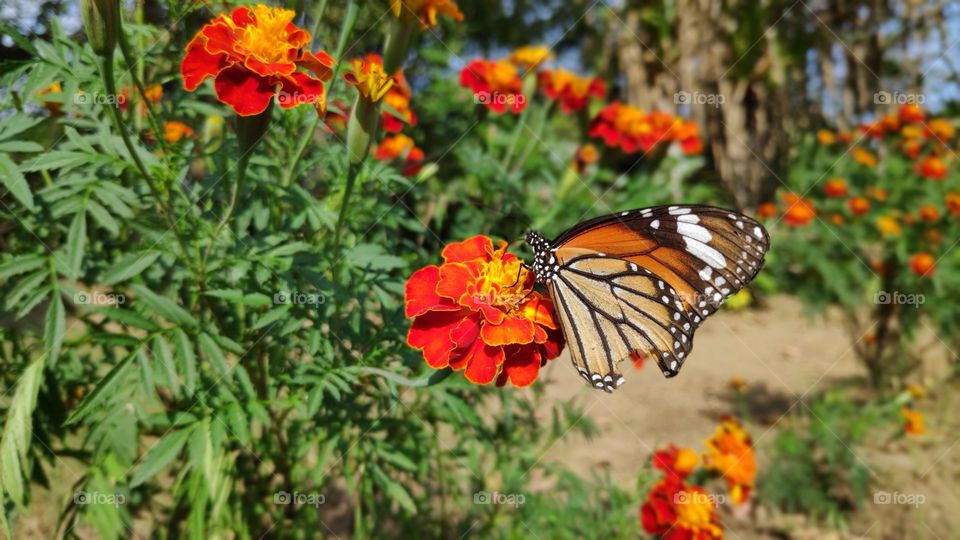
[545,205,769,390]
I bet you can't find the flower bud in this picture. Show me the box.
[82,0,120,56]
[345,96,378,164]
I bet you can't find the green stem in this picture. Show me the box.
[335,160,361,241]
[201,151,250,272]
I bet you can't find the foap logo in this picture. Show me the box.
[874,291,924,309]
[274,290,326,306]
[274,490,326,508]
[873,90,925,106]
[74,291,126,306]
[276,90,322,107]
[674,90,725,108]
[74,92,127,106]
[874,491,925,508]
[474,91,525,108]
[674,490,727,506]
[473,490,525,507]
[74,491,126,507]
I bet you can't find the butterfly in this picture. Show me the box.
[525,205,770,392]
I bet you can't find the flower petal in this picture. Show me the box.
[405,266,458,318]
[462,341,504,384]
[436,262,480,302]
[407,310,461,368]
[278,72,326,110]
[481,315,535,346]
[499,347,541,387]
[181,35,230,91]
[441,235,494,263]
[299,50,336,82]
[213,66,275,116]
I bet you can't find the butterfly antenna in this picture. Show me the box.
[506,263,526,288]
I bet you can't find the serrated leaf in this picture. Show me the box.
[103,251,161,285]
[0,153,34,210]
[66,209,86,278]
[0,254,45,280]
[198,333,230,379]
[65,350,137,425]
[175,329,197,396]
[0,141,44,153]
[43,292,65,363]
[86,199,119,235]
[0,358,44,506]
[132,284,197,326]
[130,425,193,487]
[251,304,290,330]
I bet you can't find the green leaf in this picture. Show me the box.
[153,335,180,395]
[132,284,197,327]
[130,425,194,487]
[0,358,44,506]
[251,304,290,330]
[347,244,406,271]
[0,141,44,153]
[0,254,45,280]
[65,350,137,425]
[0,153,34,210]
[371,464,417,513]
[43,292,65,363]
[175,330,197,396]
[102,251,161,285]
[86,199,119,235]
[66,209,87,279]
[198,333,231,379]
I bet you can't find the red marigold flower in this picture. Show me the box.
[756,202,777,220]
[901,406,925,435]
[816,129,835,145]
[903,139,922,159]
[118,83,162,113]
[852,147,878,168]
[919,205,940,222]
[538,69,606,113]
[703,417,756,505]
[824,178,847,198]
[181,4,335,116]
[163,121,194,143]
[390,0,464,28]
[460,59,527,115]
[925,118,955,141]
[899,103,925,124]
[588,102,682,154]
[652,445,699,481]
[909,252,936,277]
[917,155,947,180]
[573,144,600,172]
[945,192,960,215]
[351,53,417,133]
[782,194,816,227]
[405,236,564,387]
[674,120,704,155]
[374,134,425,176]
[848,196,870,216]
[640,477,723,540]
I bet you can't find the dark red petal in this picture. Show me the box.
[407,310,462,368]
[277,72,326,109]
[501,348,541,387]
[213,66,276,116]
[463,341,504,384]
[404,266,458,318]
[181,35,229,91]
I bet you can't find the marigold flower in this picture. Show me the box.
[354,53,416,132]
[906,383,925,400]
[652,445,699,480]
[837,131,853,144]
[901,406,925,435]
[824,178,847,198]
[37,81,63,115]
[756,202,777,220]
[828,213,845,226]
[374,134,425,176]
[909,252,936,277]
[848,196,870,216]
[588,102,685,154]
[728,377,747,392]
[816,129,835,145]
[876,216,901,237]
[866,187,888,202]
[782,194,815,227]
[675,120,704,156]
[118,83,162,113]
[903,139,922,159]
[538,69,606,113]
[946,192,960,215]
[926,118,955,141]
[641,477,723,540]
[460,59,527,115]
[508,45,553,72]
[899,103,925,123]
[163,121,194,143]
[390,0,464,28]
[925,229,943,246]
[918,205,940,222]
[405,235,564,387]
[917,156,947,180]
[852,147,878,168]
[181,4,334,116]
[574,144,600,172]
[344,57,395,103]
[703,417,756,505]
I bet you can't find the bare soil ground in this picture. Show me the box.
[16,295,959,538]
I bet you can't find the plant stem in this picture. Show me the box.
[201,150,250,272]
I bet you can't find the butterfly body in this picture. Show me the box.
[526,205,770,393]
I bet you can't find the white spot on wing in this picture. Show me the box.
[650,219,660,229]
[677,222,712,242]
[684,238,726,269]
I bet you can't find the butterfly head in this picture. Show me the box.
[525,231,554,283]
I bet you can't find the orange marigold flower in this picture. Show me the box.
[901,406,925,435]
[405,236,564,387]
[837,130,853,144]
[344,56,395,103]
[909,252,936,277]
[355,53,416,133]
[729,377,747,392]
[118,83,162,113]
[919,205,940,222]
[374,134,425,176]
[703,417,756,505]
[899,103,925,123]
[903,139,922,159]
[756,202,777,220]
[652,445,699,481]
[460,59,527,115]
[163,121,194,143]
[390,0,464,28]
[866,187,888,201]
[816,129,836,145]
[641,478,723,540]
[181,4,334,116]
[574,144,600,172]
[782,194,816,227]
[508,45,553,72]
[828,213,845,226]
[946,192,960,215]
[588,102,683,154]
[917,156,947,180]
[538,69,606,113]
[925,229,943,246]
[824,178,847,198]
[852,147,878,168]
[926,118,955,141]
[876,216,901,237]
[675,120,704,156]
[37,81,64,115]
[848,196,870,216]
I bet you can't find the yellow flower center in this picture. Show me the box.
[488,60,520,92]
[674,490,721,536]
[475,249,529,311]
[234,4,298,66]
[349,60,395,102]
